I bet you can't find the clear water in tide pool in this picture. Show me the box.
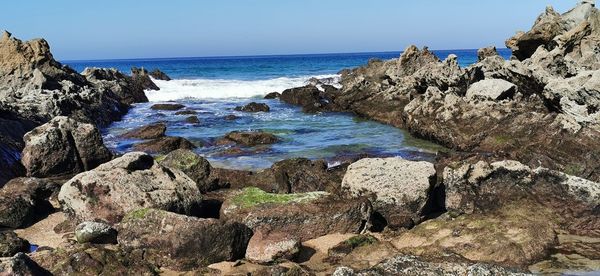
[64,49,509,170]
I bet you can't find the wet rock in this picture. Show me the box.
[0,232,30,257]
[224,114,239,120]
[122,122,167,140]
[150,103,185,111]
[466,79,517,101]
[280,85,333,113]
[217,131,279,147]
[75,221,117,244]
[264,92,281,99]
[257,158,345,194]
[234,102,270,112]
[245,230,300,264]
[184,115,200,124]
[131,67,159,91]
[21,116,113,178]
[342,158,438,229]
[0,177,60,228]
[220,187,372,241]
[175,110,197,115]
[149,69,171,81]
[132,136,196,154]
[117,208,252,270]
[158,149,216,193]
[82,67,149,105]
[58,152,203,224]
[0,252,50,276]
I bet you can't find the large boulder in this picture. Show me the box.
[132,136,196,154]
[220,187,372,241]
[0,177,59,228]
[342,158,438,229]
[21,116,113,178]
[280,85,337,113]
[0,110,37,186]
[58,152,203,224]
[257,158,345,194]
[131,67,159,91]
[234,102,270,112]
[0,232,30,257]
[245,230,300,264]
[117,208,252,270]
[158,149,215,193]
[81,67,148,105]
[466,79,517,101]
[0,253,50,276]
[121,122,166,140]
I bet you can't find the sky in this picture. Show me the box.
[1,0,580,61]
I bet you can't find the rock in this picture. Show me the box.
[264,92,281,99]
[477,46,499,61]
[158,149,215,193]
[184,115,200,124]
[149,69,171,81]
[0,252,50,276]
[234,102,270,112]
[58,152,203,224]
[150,103,185,111]
[0,177,59,228]
[117,208,252,270]
[21,116,113,178]
[245,230,301,264]
[220,187,372,241]
[132,136,196,154]
[327,235,378,261]
[466,79,518,101]
[257,158,345,194]
[82,67,148,105]
[74,221,117,244]
[217,131,279,147]
[131,67,159,91]
[341,158,438,229]
[224,114,239,120]
[280,85,334,113]
[0,110,37,186]
[506,6,565,61]
[543,70,600,120]
[0,232,30,257]
[122,122,167,140]
[175,110,197,115]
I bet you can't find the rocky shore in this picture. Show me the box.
[1,1,600,275]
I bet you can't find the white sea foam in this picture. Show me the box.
[145,74,341,102]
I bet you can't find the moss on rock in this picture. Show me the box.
[230,187,328,209]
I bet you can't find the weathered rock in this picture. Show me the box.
[158,149,215,193]
[342,158,438,229]
[258,158,345,194]
[184,115,200,124]
[122,122,167,140]
[175,109,197,115]
[117,208,252,270]
[506,6,566,61]
[264,92,281,99]
[82,67,148,105]
[132,136,196,154]
[75,221,117,244]
[477,46,499,61]
[0,110,37,186]
[280,85,337,113]
[221,187,372,241]
[217,131,279,147]
[234,102,270,112]
[149,68,171,81]
[245,230,300,264]
[543,70,600,124]
[466,79,518,101]
[21,116,112,178]
[58,152,203,224]
[0,232,30,257]
[0,253,50,276]
[327,235,379,261]
[131,67,160,91]
[0,177,59,228]
[150,103,185,111]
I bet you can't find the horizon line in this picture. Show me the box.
[61,48,512,63]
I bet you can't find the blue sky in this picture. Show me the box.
[1,0,579,60]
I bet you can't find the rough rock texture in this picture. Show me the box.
[234,102,270,112]
[149,69,171,81]
[58,152,203,224]
[21,116,112,178]
[258,158,345,194]
[81,67,148,105]
[132,136,196,154]
[122,122,166,139]
[75,221,117,244]
[245,230,300,264]
[131,67,159,91]
[0,232,30,257]
[280,85,339,113]
[264,92,281,99]
[0,110,37,186]
[220,187,372,241]
[184,115,200,124]
[117,208,252,270]
[0,177,59,228]
[465,79,517,101]
[0,253,51,276]
[217,131,279,147]
[150,103,185,111]
[158,149,215,193]
[342,158,438,229]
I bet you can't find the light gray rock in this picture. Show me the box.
[58,152,202,224]
[75,221,117,244]
[342,157,437,229]
[21,116,112,178]
[544,70,600,124]
[245,230,300,264]
[466,79,518,101]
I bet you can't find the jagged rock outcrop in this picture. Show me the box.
[131,67,160,91]
[21,116,112,177]
[234,102,270,112]
[149,69,171,81]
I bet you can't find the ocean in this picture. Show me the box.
[63,49,511,170]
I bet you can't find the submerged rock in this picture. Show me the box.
[58,152,203,224]
[234,102,270,112]
[184,115,200,124]
[21,116,113,177]
[217,131,279,147]
[121,122,167,140]
[150,103,185,111]
[264,92,281,99]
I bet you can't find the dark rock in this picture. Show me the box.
[217,131,278,147]
[82,67,148,105]
[158,149,216,193]
[234,102,270,112]
[0,110,37,186]
[0,177,60,228]
[122,122,166,140]
[224,114,239,120]
[21,116,113,178]
[117,208,252,270]
[0,232,30,257]
[280,85,335,113]
[264,92,281,99]
[184,115,200,124]
[150,103,185,111]
[74,221,118,244]
[175,110,197,115]
[258,158,345,194]
[131,67,159,91]
[132,136,196,154]
[149,69,171,81]
[0,252,51,276]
